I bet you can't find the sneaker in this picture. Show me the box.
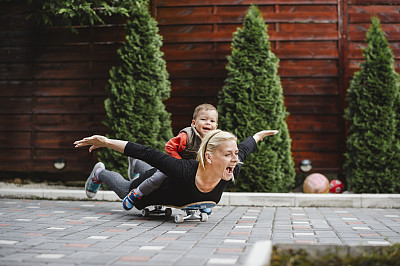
[122,188,141,211]
[85,162,105,199]
[200,208,212,215]
[127,157,140,180]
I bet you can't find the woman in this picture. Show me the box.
[74,129,278,210]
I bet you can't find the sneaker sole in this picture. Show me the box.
[122,196,134,210]
[127,157,140,181]
[85,162,105,199]
[127,157,133,180]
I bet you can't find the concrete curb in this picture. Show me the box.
[221,192,400,208]
[0,188,399,208]
[245,240,272,266]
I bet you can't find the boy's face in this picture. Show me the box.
[192,109,218,138]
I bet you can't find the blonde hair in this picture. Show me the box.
[193,103,218,121]
[196,130,237,169]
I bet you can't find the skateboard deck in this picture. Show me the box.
[169,201,216,210]
[141,201,216,223]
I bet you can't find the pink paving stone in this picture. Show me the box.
[237,220,255,224]
[393,219,400,222]
[65,243,92,248]
[0,224,11,226]
[217,248,244,253]
[291,217,308,220]
[21,199,33,202]
[295,240,318,244]
[346,221,365,225]
[292,226,312,229]
[8,209,23,211]
[25,233,44,236]
[119,256,150,262]
[229,232,250,235]
[66,221,85,224]
[359,233,380,237]
[36,214,51,217]
[105,229,127,232]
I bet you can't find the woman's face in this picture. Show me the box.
[208,139,239,180]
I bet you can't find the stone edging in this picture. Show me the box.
[0,189,399,208]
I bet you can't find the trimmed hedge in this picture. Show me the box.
[343,17,400,193]
[217,5,295,192]
[98,2,173,175]
[271,244,400,265]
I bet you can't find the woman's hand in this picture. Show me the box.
[253,130,279,143]
[74,135,108,153]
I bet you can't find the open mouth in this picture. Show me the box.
[226,166,234,174]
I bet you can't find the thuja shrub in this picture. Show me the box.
[271,244,400,265]
[218,5,295,192]
[343,17,400,193]
[98,1,173,175]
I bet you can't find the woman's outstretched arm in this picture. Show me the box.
[74,135,189,179]
[74,135,127,154]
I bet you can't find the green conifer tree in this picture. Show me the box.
[344,17,400,193]
[218,5,295,192]
[98,1,173,175]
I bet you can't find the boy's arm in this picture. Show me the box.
[165,132,188,159]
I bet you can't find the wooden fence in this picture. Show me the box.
[0,0,399,175]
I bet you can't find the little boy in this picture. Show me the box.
[122,103,218,211]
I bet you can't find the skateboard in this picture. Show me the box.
[141,201,216,223]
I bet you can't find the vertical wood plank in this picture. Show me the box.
[337,0,348,183]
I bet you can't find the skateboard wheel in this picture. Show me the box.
[200,212,208,222]
[142,208,150,217]
[165,208,172,217]
[174,214,183,223]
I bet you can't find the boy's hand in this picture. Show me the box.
[253,130,279,143]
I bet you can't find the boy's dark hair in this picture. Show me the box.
[193,103,218,120]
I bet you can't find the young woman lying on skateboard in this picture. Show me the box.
[74,129,278,212]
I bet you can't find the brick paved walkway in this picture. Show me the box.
[0,198,399,265]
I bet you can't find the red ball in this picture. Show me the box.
[329,179,343,193]
[303,173,329,193]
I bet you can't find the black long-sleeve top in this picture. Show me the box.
[124,136,258,209]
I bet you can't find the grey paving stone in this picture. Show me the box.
[1,252,37,262]
[271,239,294,244]
[377,231,400,237]
[315,231,340,238]
[318,238,343,244]
[272,232,293,238]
